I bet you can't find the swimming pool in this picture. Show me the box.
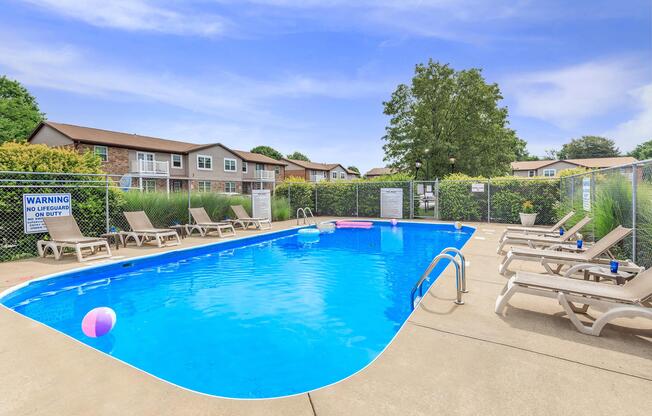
[1,221,474,399]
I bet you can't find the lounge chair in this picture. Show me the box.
[230,205,272,230]
[497,216,591,254]
[499,226,635,275]
[500,211,575,240]
[188,207,236,238]
[122,211,181,247]
[37,216,112,262]
[495,269,652,336]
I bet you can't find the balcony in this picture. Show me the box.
[130,160,169,176]
[253,170,276,181]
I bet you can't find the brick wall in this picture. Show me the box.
[75,143,130,175]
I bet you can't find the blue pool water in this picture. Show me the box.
[1,222,473,398]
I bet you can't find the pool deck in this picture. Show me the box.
[1,218,650,415]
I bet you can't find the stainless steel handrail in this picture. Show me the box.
[296,207,316,225]
[410,250,467,310]
[296,208,306,225]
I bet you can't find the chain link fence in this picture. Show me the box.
[3,161,652,266]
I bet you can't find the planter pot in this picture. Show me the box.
[519,213,537,227]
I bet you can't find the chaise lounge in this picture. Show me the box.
[38,216,112,262]
[122,211,181,247]
[497,216,591,254]
[500,211,575,240]
[499,226,636,275]
[230,205,272,230]
[188,207,236,238]
[495,268,652,336]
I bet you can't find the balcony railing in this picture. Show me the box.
[254,170,276,181]
[130,160,169,176]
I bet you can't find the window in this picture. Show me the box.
[224,158,236,172]
[242,162,248,173]
[171,180,182,192]
[197,155,213,170]
[255,163,264,171]
[274,166,281,174]
[224,182,236,193]
[528,170,536,177]
[543,169,556,177]
[198,181,211,192]
[331,171,337,179]
[94,146,108,162]
[340,172,346,179]
[171,154,182,169]
[142,179,156,192]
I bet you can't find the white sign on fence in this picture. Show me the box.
[252,189,271,220]
[380,188,403,218]
[23,193,72,234]
[582,177,591,211]
[471,183,485,193]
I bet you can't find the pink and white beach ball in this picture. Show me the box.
[81,307,117,338]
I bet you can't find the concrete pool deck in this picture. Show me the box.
[0,219,650,415]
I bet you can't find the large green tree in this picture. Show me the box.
[286,151,310,162]
[382,60,524,178]
[251,145,283,160]
[347,166,360,173]
[0,76,45,143]
[556,136,620,159]
[628,139,652,160]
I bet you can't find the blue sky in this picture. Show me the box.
[1,1,650,173]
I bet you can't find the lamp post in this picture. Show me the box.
[415,159,422,179]
[449,156,456,174]
[424,148,431,180]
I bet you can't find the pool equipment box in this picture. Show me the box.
[380,188,403,218]
[23,193,72,234]
[252,189,271,220]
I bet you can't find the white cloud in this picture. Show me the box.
[21,0,228,36]
[505,58,647,128]
[605,84,652,151]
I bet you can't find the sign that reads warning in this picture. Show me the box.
[23,193,72,234]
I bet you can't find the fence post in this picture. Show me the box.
[434,178,439,220]
[104,174,110,232]
[487,178,491,223]
[187,179,192,224]
[315,183,318,215]
[632,163,638,264]
[356,183,359,217]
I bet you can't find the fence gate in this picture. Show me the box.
[413,181,438,219]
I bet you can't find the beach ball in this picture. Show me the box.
[454,221,462,230]
[390,219,398,226]
[81,307,117,338]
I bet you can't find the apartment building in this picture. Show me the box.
[511,157,638,177]
[283,159,359,182]
[27,121,286,193]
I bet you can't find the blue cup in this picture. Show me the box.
[110,226,116,233]
[610,260,619,273]
[559,227,565,236]
[576,239,583,249]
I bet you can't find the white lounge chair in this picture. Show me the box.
[122,211,181,247]
[230,205,272,230]
[495,269,652,336]
[499,226,635,275]
[189,207,236,237]
[500,211,575,240]
[38,216,112,262]
[497,216,591,254]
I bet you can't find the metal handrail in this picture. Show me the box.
[410,250,467,310]
[296,207,316,225]
[440,247,468,293]
[296,208,306,225]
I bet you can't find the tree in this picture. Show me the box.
[287,151,310,162]
[544,149,559,160]
[628,139,652,160]
[382,60,525,178]
[0,76,45,143]
[347,166,360,173]
[250,145,283,160]
[557,136,620,159]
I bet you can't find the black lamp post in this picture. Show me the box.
[449,156,456,174]
[415,159,422,179]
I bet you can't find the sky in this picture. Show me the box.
[0,1,650,174]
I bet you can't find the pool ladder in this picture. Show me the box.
[296,207,316,225]
[410,247,467,310]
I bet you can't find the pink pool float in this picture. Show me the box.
[336,220,373,229]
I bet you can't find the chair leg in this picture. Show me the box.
[75,245,85,262]
[494,278,518,314]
